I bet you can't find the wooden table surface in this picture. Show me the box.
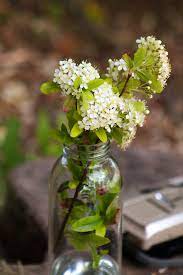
[9,146,183,274]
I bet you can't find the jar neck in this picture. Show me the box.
[63,141,110,161]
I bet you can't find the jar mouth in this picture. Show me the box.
[64,141,110,160]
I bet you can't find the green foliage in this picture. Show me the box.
[111,127,123,144]
[122,53,133,69]
[106,196,118,223]
[0,118,25,208]
[74,77,82,89]
[68,180,79,189]
[82,91,94,110]
[67,159,82,180]
[95,128,107,143]
[67,109,77,130]
[68,231,110,251]
[97,193,116,216]
[53,124,73,145]
[63,96,76,111]
[133,47,147,67]
[70,122,83,138]
[69,205,91,222]
[0,118,25,176]
[150,77,163,93]
[87,79,104,91]
[72,215,103,232]
[67,231,110,268]
[40,81,60,94]
[132,101,145,112]
[95,223,106,237]
[36,111,60,156]
[126,78,140,92]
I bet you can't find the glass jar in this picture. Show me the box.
[49,142,123,275]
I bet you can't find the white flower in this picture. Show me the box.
[78,82,149,146]
[106,58,128,82]
[136,36,171,87]
[123,99,148,127]
[120,127,137,149]
[117,99,149,149]
[53,59,100,98]
[78,82,121,132]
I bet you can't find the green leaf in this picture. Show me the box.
[67,232,110,251]
[83,91,94,101]
[67,109,77,130]
[118,80,126,91]
[69,180,79,189]
[97,193,116,215]
[59,190,68,200]
[134,47,147,67]
[63,96,76,110]
[68,159,82,180]
[82,91,94,110]
[136,70,150,82]
[112,86,119,94]
[40,81,60,94]
[70,122,83,138]
[52,124,73,145]
[104,78,112,84]
[95,129,107,143]
[145,55,154,66]
[111,127,122,144]
[90,234,110,247]
[69,205,91,223]
[72,215,103,232]
[132,101,145,112]
[87,79,104,91]
[74,77,82,89]
[100,249,109,256]
[106,196,119,223]
[95,223,106,237]
[67,231,89,251]
[88,132,99,144]
[151,78,163,93]
[126,78,140,91]
[73,110,82,121]
[122,53,133,69]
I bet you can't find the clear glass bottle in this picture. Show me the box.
[49,142,123,275]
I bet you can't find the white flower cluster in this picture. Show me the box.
[136,36,171,87]
[120,127,137,149]
[118,99,149,148]
[78,82,149,142]
[106,58,128,82]
[78,82,122,132]
[121,99,149,128]
[53,59,100,98]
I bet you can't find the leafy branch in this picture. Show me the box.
[54,160,91,254]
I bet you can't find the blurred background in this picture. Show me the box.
[0,0,182,274]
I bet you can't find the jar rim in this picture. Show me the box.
[64,141,110,160]
[65,140,110,149]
